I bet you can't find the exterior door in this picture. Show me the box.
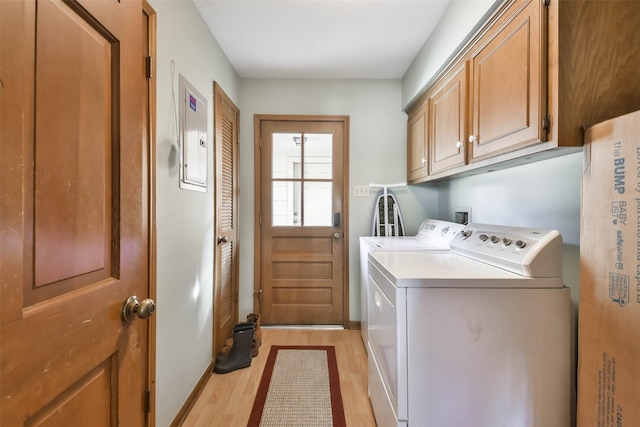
[213,83,240,357]
[1,0,151,425]
[256,116,348,325]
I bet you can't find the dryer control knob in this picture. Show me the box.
[460,230,472,239]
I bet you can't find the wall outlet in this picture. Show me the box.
[354,185,370,197]
[454,207,472,225]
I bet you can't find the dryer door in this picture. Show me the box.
[368,259,408,422]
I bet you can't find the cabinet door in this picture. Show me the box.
[407,102,429,182]
[469,0,546,161]
[430,62,468,175]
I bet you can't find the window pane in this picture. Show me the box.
[304,182,332,226]
[272,181,301,226]
[272,133,301,179]
[304,133,332,179]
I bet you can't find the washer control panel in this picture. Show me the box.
[416,219,464,244]
[452,223,563,278]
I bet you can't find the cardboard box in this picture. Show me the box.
[578,110,640,427]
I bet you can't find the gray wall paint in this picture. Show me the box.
[433,152,583,425]
[151,0,238,425]
[401,2,582,416]
[401,0,499,108]
[402,0,582,308]
[149,1,582,424]
[237,79,438,322]
[435,152,583,308]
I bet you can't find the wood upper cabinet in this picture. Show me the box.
[407,101,428,182]
[429,62,468,175]
[404,0,640,182]
[469,0,545,161]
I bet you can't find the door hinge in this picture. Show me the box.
[144,389,151,413]
[145,56,153,79]
[543,113,551,133]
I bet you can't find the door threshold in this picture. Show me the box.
[261,325,345,330]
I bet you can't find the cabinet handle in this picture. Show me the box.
[421,158,426,165]
[456,141,462,149]
[469,135,478,144]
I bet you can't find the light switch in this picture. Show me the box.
[354,185,370,197]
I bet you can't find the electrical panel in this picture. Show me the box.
[179,74,208,192]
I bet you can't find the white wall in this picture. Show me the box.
[402,0,582,306]
[435,152,582,307]
[149,1,582,424]
[402,0,499,108]
[404,3,582,423]
[151,0,238,425]
[434,152,582,426]
[237,79,438,322]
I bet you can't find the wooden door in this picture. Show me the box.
[1,0,150,425]
[213,83,240,357]
[407,102,429,182]
[469,0,546,161]
[430,62,468,175]
[256,117,348,325]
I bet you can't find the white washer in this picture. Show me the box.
[359,219,464,346]
[367,223,571,427]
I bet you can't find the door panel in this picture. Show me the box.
[430,62,467,174]
[407,103,428,182]
[31,0,114,299]
[1,0,149,425]
[258,118,348,325]
[22,358,114,427]
[213,83,240,357]
[469,0,545,160]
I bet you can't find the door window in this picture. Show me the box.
[271,132,333,226]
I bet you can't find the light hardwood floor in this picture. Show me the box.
[181,328,377,426]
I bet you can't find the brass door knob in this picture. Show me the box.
[122,296,156,322]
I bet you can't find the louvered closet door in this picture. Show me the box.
[213,83,240,357]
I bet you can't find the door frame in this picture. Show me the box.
[253,115,350,328]
[142,1,157,425]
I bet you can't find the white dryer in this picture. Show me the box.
[367,223,571,427]
[359,219,464,347]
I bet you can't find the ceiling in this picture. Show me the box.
[193,0,451,79]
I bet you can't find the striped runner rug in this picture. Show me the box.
[247,345,346,427]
